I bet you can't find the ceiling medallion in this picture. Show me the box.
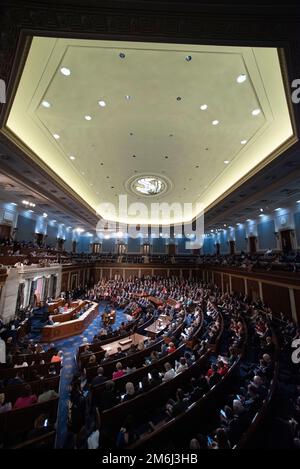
[126,174,172,197]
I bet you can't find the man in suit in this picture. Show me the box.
[91,367,108,388]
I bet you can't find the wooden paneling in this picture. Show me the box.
[61,272,69,292]
[94,268,101,283]
[182,269,190,279]
[125,269,139,279]
[102,268,110,279]
[247,279,260,302]
[111,268,123,279]
[214,272,222,289]
[223,274,230,293]
[153,269,167,277]
[140,268,153,277]
[293,289,300,324]
[169,269,180,278]
[79,269,84,285]
[262,283,292,318]
[231,276,245,295]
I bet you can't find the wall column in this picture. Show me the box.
[229,275,232,294]
[258,281,264,302]
[289,288,298,325]
[244,278,248,296]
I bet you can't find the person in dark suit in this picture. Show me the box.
[114,347,126,360]
[98,380,118,411]
[208,364,222,387]
[91,367,108,388]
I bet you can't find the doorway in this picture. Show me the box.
[249,236,257,254]
[168,244,176,256]
[280,230,293,254]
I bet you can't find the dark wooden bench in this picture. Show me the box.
[0,397,59,448]
[234,323,279,449]
[3,375,60,405]
[11,431,56,449]
[0,362,61,382]
[86,320,185,381]
[100,351,211,434]
[91,314,204,400]
[128,316,248,450]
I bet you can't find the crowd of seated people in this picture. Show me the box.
[0,273,299,449]
[198,251,300,272]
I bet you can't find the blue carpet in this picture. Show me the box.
[51,302,127,448]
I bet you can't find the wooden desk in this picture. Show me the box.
[147,296,164,306]
[41,302,98,342]
[47,298,65,313]
[144,314,171,338]
[50,300,87,323]
[101,333,147,357]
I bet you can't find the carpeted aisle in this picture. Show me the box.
[50,302,127,448]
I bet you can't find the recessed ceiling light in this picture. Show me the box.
[252,108,261,116]
[200,104,208,110]
[111,186,114,189]
[53,133,60,139]
[130,132,134,136]
[176,97,182,101]
[84,115,92,121]
[11,202,17,206]
[237,74,247,83]
[60,67,71,76]
[297,200,300,203]
[43,213,48,217]
[196,165,199,168]
[246,219,252,222]
[106,176,110,179]
[41,100,51,108]
[132,155,136,158]
[241,140,248,145]
[169,134,173,137]
[259,213,264,217]
[260,208,264,212]
[275,207,282,211]
[185,55,192,61]
[224,224,227,227]
[224,160,230,164]
[164,156,168,159]
[119,52,126,59]
[28,209,34,213]
[69,156,76,160]
[212,120,219,126]
[125,95,131,101]
[98,100,106,107]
